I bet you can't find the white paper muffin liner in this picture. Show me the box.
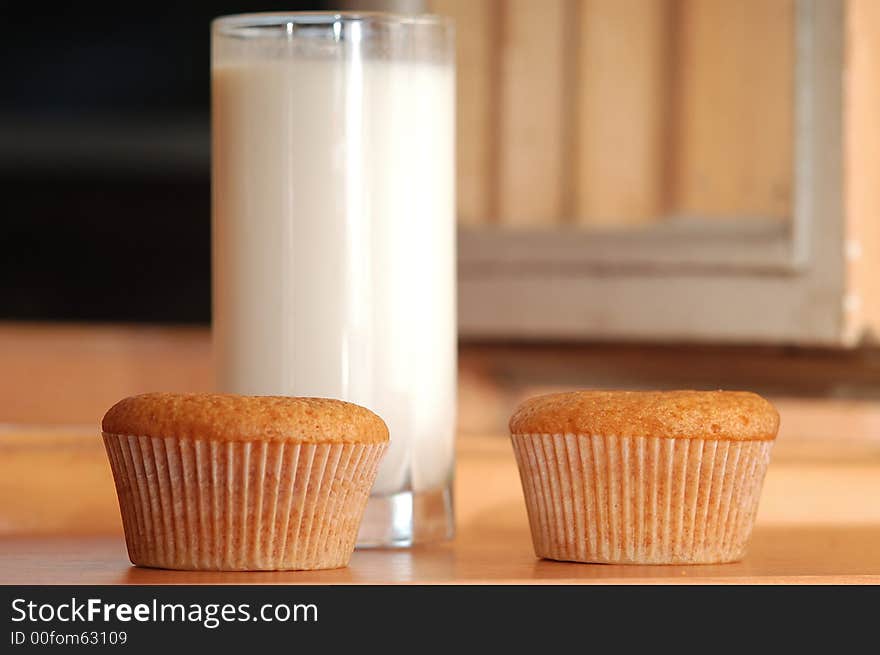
[510,433,773,564]
[103,433,386,571]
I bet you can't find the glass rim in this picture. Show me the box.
[212,11,452,37]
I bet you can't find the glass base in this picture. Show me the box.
[356,485,454,548]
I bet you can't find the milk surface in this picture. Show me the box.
[212,55,456,495]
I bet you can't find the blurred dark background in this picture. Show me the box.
[1,3,324,323]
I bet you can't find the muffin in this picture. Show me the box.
[509,390,779,565]
[101,393,388,571]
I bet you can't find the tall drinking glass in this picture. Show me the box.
[211,13,456,546]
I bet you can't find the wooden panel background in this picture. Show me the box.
[673,0,794,219]
[495,0,570,227]
[430,0,795,227]
[429,0,498,225]
[845,0,880,342]
[576,0,672,227]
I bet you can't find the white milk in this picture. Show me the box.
[212,55,456,499]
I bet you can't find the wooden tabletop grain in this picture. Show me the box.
[2,524,880,585]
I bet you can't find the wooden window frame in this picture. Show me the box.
[458,0,854,346]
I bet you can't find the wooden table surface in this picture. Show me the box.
[3,525,880,585]
[3,433,880,585]
[3,324,880,583]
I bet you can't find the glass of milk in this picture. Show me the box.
[211,13,456,547]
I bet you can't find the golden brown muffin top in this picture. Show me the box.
[102,392,389,443]
[509,390,779,441]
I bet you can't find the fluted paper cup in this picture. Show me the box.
[510,433,773,564]
[103,433,386,571]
